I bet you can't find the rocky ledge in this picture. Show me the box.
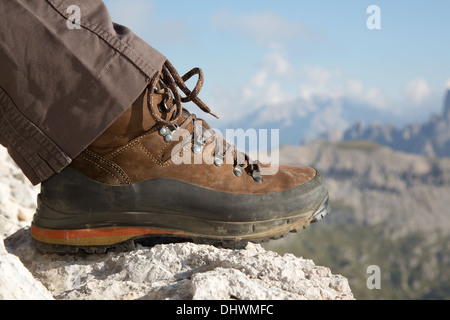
[1,229,353,300]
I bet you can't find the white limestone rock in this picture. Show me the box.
[5,228,354,300]
[0,235,53,300]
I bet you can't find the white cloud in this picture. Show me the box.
[104,0,154,35]
[445,79,450,90]
[403,78,431,106]
[303,66,334,86]
[261,51,294,78]
[209,46,396,140]
[213,9,319,46]
[240,50,295,110]
[104,0,189,45]
[296,66,390,112]
[209,46,396,132]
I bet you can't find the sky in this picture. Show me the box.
[103,0,450,131]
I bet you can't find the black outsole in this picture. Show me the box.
[32,195,330,255]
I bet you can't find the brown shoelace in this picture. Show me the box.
[147,60,262,183]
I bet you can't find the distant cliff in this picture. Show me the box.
[264,141,450,299]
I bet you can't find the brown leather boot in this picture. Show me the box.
[31,60,330,253]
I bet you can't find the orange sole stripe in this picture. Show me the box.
[31,225,187,246]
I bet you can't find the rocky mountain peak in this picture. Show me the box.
[328,90,450,158]
[444,89,450,118]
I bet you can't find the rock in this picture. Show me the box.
[0,147,39,239]
[0,235,53,300]
[4,228,354,300]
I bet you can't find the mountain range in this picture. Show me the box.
[264,141,450,299]
[254,90,450,299]
[217,93,407,147]
[218,90,450,158]
[325,90,450,158]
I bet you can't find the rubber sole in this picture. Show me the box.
[31,194,330,254]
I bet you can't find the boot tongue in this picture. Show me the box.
[89,87,176,152]
[89,60,217,153]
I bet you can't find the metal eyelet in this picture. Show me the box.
[252,169,263,183]
[192,144,203,155]
[192,135,207,155]
[233,163,245,178]
[164,134,173,143]
[159,124,179,143]
[214,156,224,167]
[159,127,168,136]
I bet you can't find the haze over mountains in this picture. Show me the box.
[222,89,450,158]
[328,90,450,157]
[223,93,405,147]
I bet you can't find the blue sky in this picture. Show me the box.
[103,0,450,130]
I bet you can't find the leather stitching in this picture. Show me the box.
[80,154,121,185]
[84,149,131,184]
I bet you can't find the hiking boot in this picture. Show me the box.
[31,60,330,254]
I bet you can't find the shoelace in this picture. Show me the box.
[147,60,262,183]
